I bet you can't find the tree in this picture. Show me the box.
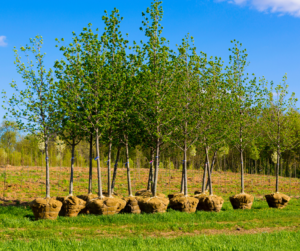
[262,76,298,196]
[226,41,265,209]
[2,36,58,198]
[138,0,177,197]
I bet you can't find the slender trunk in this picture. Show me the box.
[69,139,75,196]
[276,149,280,193]
[201,154,208,193]
[107,139,112,197]
[180,161,185,193]
[111,145,121,193]
[183,139,188,196]
[88,133,93,194]
[240,149,244,194]
[152,138,160,197]
[205,146,213,195]
[205,150,217,191]
[125,137,132,196]
[95,129,103,198]
[147,148,154,191]
[45,137,50,198]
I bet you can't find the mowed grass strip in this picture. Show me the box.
[0,199,299,241]
[0,231,299,251]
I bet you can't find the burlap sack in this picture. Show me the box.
[136,196,169,213]
[230,193,254,209]
[135,189,166,198]
[56,196,86,217]
[169,195,198,213]
[122,196,141,214]
[77,194,99,214]
[30,197,62,220]
[265,193,290,209]
[87,197,126,215]
[195,194,224,212]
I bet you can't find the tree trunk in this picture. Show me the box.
[69,139,75,196]
[45,137,50,198]
[276,149,280,193]
[183,139,188,196]
[240,149,244,194]
[201,154,208,193]
[152,137,160,197]
[88,133,93,194]
[205,147,213,195]
[125,137,132,196]
[95,129,103,198]
[107,138,112,197]
[111,145,121,193]
[147,148,154,191]
[205,150,217,191]
[180,161,185,193]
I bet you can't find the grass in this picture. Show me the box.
[0,199,299,250]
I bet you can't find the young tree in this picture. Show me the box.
[2,36,62,219]
[262,76,298,208]
[226,41,265,209]
[138,0,177,199]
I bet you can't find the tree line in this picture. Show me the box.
[1,0,299,201]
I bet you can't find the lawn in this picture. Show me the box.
[0,199,299,250]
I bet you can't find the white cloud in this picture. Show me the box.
[0,36,7,47]
[218,0,300,17]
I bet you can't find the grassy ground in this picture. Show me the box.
[1,166,300,204]
[0,199,300,250]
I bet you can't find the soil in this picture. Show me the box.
[136,196,169,213]
[87,197,126,215]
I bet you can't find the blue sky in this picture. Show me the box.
[1,0,300,122]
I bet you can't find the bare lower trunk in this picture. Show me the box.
[205,150,217,191]
[180,160,185,193]
[183,140,188,196]
[240,149,244,194]
[88,134,93,194]
[205,147,213,195]
[201,154,208,193]
[107,139,112,197]
[111,145,121,193]
[276,149,280,193]
[147,148,154,191]
[69,139,75,196]
[125,138,132,196]
[152,138,160,197]
[95,129,103,198]
[45,137,50,198]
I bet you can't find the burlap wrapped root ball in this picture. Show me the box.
[30,197,62,220]
[122,196,141,214]
[168,192,184,200]
[56,196,86,217]
[77,194,98,214]
[265,193,290,209]
[87,197,126,215]
[135,189,166,198]
[136,196,169,213]
[194,190,209,196]
[195,194,224,212]
[169,195,199,213]
[230,193,254,210]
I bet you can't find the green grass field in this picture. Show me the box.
[0,199,300,250]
